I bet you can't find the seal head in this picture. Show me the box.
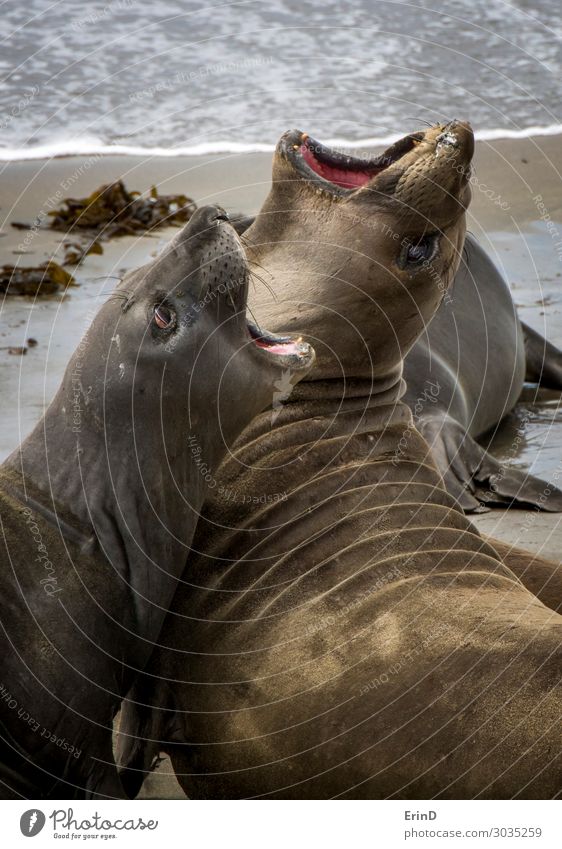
[65,203,315,467]
[246,121,473,382]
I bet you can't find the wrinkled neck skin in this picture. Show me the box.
[268,370,410,444]
[3,361,216,667]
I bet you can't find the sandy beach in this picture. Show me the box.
[1,135,562,545]
[1,135,561,797]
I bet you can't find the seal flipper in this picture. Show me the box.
[522,321,562,389]
[417,413,562,513]
[115,678,181,799]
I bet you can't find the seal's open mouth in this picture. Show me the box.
[246,320,310,360]
[285,130,424,194]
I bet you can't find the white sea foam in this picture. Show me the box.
[0,124,561,162]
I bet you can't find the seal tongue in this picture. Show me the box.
[301,144,372,189]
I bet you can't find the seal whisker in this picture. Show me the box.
[90,275,124,282]
[227,288,238,312]
[247,256,275,280]
[250,268,278,303]
[245,302,262,330]
[106,291,131,305]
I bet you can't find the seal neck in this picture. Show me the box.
[234,366,411,456]
[291,367,406,407]
[4,390,210,666]
[245,207,418,384]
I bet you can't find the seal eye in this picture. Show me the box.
[400,234,438,268]
[153,303,176,331]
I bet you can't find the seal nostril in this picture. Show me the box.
[436,130,458,148]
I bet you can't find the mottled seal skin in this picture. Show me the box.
[0,205,313,799]
[118,122,562,800]
[231,136,562,513]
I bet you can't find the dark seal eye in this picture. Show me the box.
[400,234,438,268]
[153,303,176,331]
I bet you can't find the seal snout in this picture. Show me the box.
[373,119,474,227]
[182,203,232,240]
[179,203,250,306]
[432,119,474,161]
[173,205,315,372]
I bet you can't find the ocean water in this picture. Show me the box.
[0,0,560,159]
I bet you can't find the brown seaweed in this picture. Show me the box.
[63,239,104,265]
[0,261,78,297]
[45,181,196,238]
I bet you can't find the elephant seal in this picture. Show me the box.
[403,244,562,512]
[0,205,313,799]
[118,122,562,799]
[230,135,562,513]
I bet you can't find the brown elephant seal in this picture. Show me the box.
[0,205,313,799]
[230,134,562,513]
[118,121,562,800]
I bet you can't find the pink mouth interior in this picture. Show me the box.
[247,321,307,358]
[300,144,373,189]
[254,338,303,356]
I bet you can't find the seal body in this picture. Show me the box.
[404,237,562,511]
[0,206,313,798]
[128,392,561,799]
[118,122,562,799]
[405,236,524,438]
[0,470,144,798]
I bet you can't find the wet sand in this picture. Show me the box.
[1,135,561,797]
[1,137,561,535]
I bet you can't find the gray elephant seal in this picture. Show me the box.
[118,122,561,800]
[403,241,562,511]
[230,133,562,512]
[0,205,313,799]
